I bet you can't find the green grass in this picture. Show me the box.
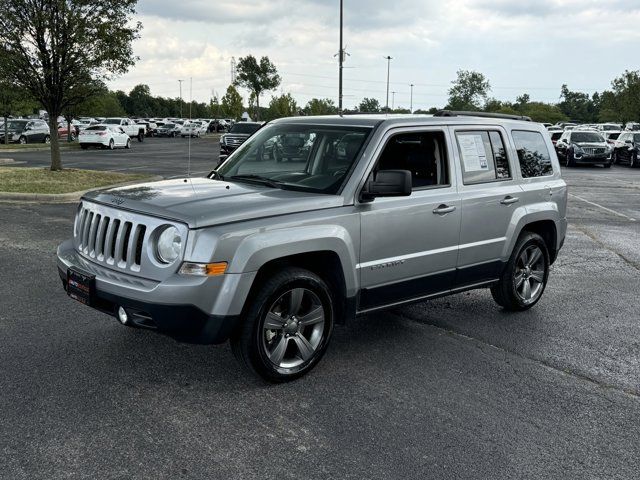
[0,167,153,194]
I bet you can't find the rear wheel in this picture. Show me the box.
[631,152,638,168]
[138,131,144,142]
[231,267,334,382]
[612,151,618,164]
[125,139,131,149]
[43,135,50,144]
[491,232,550,311]
[566,151,576,167]
[108,139,114,150]
[19,136,27,145]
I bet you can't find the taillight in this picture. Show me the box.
[97,131,107,136]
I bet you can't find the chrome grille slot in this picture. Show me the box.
[110,219,121,263]
[95,216,110,260]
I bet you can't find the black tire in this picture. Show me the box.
[631,153,638,168]
[19,136,27,145]
[612,151,618,164]
[491,232,550,311]
[230,267,335,382]
[43,135,50,144]
[566,151,576,167]
[603,162,611,168]
[80,144,88,150]
[125,139,131,149]
[108,139,114,150]
[137,132,144,142]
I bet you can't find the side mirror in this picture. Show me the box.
[361,170,412,202]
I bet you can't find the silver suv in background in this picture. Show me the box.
[57,112,567,382]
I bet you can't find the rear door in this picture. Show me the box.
[451,126,523,285]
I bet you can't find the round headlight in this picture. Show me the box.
[156,226,182,264]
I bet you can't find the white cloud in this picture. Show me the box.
[108,0,640,110]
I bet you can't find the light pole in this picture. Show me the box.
[384,55,392,110]
[410,84,414,113]
[178,79,184,118]
[391,91,397,110]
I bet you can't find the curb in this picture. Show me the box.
[0,175,164,203]
[0,145,80,154]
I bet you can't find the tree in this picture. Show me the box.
[234,55,281,121]
[267,93,298,120]
[221,85,244,120]
[447,70,491,111]
[0,0,141,170]
[610,70,640,122]
[128,84,154,117]
[557,84,596,123]
[304,98,337,116]
[358,97,381,113]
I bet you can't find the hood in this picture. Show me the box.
[83,178,344,228]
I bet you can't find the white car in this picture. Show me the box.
[79,125,132,150]
[180,121,203,138]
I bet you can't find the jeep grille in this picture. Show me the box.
[76,206,146,271]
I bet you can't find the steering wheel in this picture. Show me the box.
[332,168,348,177]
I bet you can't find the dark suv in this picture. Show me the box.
[219,122,262,163]
[612,132,640,167]
[1,119,50,144]
[555,130,612,167]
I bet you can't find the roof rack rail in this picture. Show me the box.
[434,110,532,122]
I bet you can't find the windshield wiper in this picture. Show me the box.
[229,174,283,189]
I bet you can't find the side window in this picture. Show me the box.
[455,130,511,184]
[512,130,554,178]
[375,131,449,190]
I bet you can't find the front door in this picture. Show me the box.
[358,127,461,311]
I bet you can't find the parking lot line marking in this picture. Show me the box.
[569,193,636,222]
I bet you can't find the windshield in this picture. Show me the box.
[601,125,619,131]
[163,124,175,129]
[103,119,122,125]
[230,123,262,134]
[86,126,107,131]
[607,132,621,140]
[571,132,605,143]
[7,120,27,130]
[216,123,372,194]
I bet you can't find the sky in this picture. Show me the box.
[108,0,640,111]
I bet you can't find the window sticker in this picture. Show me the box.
[459,134,489,172]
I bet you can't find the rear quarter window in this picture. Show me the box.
[512,130,554,178]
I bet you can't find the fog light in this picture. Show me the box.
[117,306,129,325]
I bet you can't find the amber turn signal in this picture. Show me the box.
[179,262,228,276]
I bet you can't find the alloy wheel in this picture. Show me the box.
[513,245,546,305]
[262,288,326,370]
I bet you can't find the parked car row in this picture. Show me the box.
[551,128,640,168]
[1,119,51,144]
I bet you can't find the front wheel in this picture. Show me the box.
[108,139,114,150]
[43,135,50,144]
[566,151,576,167]
[19,136,27,145]
[125,139,131,149]
[491,232,550,311]
[138,132,144,142]
[231,267,334,382]
[631,152,638,168]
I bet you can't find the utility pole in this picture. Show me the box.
[384,56,392,110]
[178,79,183,118]
[391,91,397,110]
[410,84,414,113]
[338,0,344,114]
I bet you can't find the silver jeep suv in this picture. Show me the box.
[57,112,568,382]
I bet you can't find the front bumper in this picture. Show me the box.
[573,153,611,164]
[56,240,256,344]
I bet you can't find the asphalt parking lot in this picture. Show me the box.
[3,136,220,179]
[1,153,640,478]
